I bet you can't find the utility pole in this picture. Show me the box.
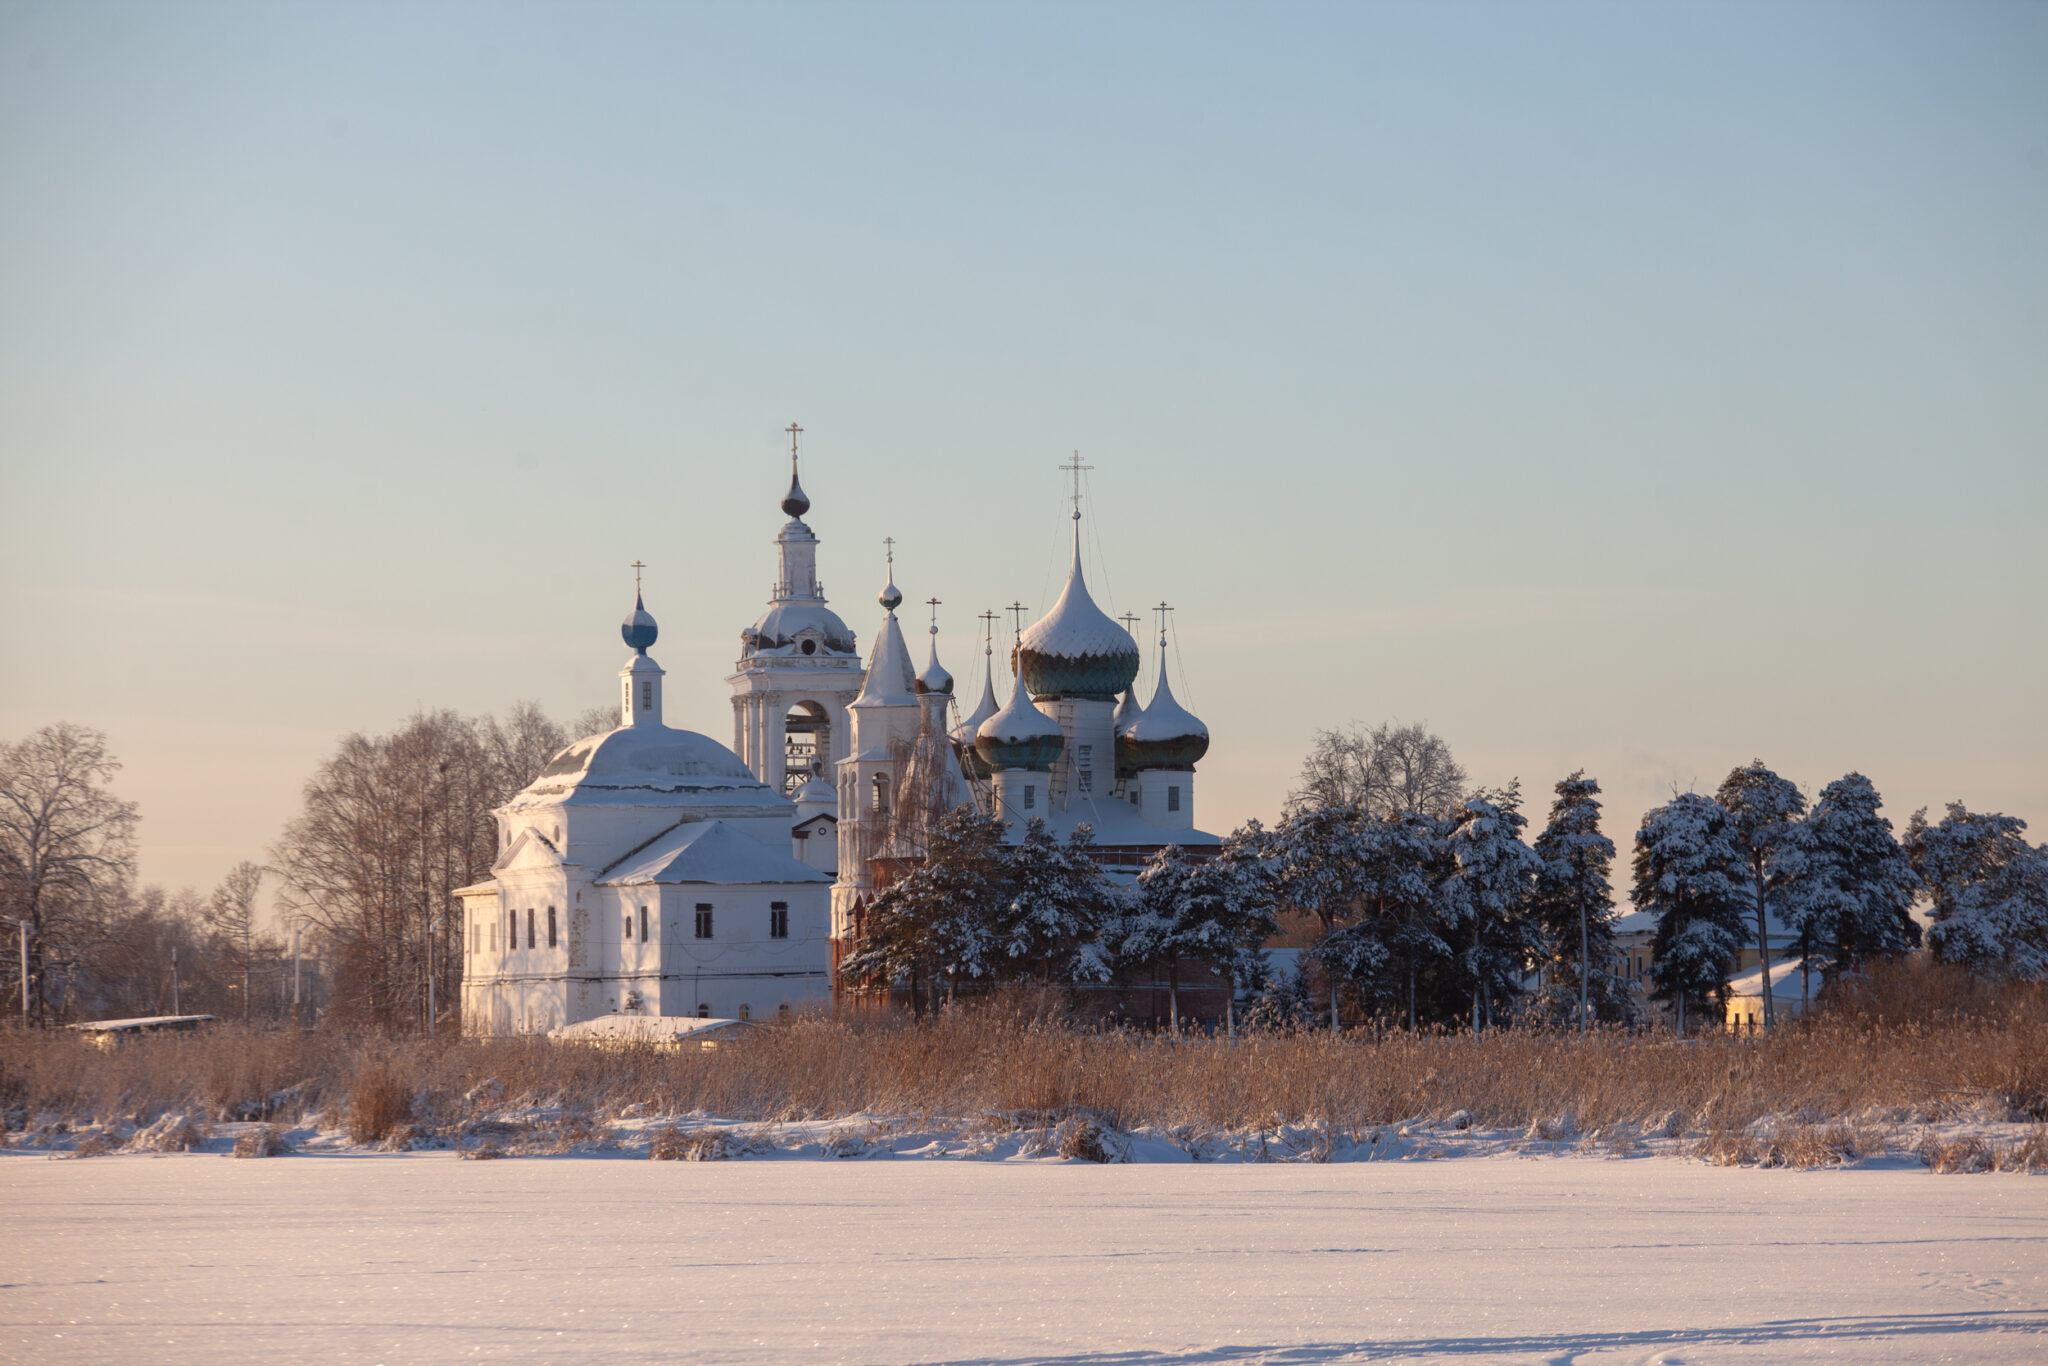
[292,922,303,1030]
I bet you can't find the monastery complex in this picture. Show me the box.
[459,437,1212,1034]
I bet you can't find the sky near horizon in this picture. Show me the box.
[2,1,2044,906]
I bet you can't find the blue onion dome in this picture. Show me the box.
[1017,546,1140,701]
[1119,667,1208,772]
[975,677,1066,773]
[782,463,810,519]
[916,636,954,695]
[621,592,659,654]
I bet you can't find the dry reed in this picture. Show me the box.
[4,969,2042,1151]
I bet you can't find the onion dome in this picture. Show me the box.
[975,675,1066,773]
[1017,535,1139,701]
[621,592,659,654]
[782,461,810,519]
[916,634,954,696]
[1118,656,1208,773]
[952,649,1001,778]
[879,568,903,613]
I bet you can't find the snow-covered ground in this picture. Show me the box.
[4,1154,2042,1363]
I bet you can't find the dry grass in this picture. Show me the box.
[233,1124,292,1158]
[3,971,2043,1156]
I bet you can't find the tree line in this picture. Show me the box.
[844,721,2048,1033]
[0,704,607,1027]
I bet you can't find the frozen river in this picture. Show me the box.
[4,1153,2043,1363]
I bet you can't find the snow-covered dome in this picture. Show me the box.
[1018,538,1139,702]
[952,651,1002,778]
[916,635,954,696]
[504,724,785,811]
[975,678,1065,773]
[1118,663,1208,774]
[791,774,835,821]
[749,600,856,655]
[1111,685,1141,736]
[621,593,658,654]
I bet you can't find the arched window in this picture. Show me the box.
[547,906,557,948]
[872,772,891,815]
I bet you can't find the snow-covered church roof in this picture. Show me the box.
[502,725,790,815]
[599,818,831,886]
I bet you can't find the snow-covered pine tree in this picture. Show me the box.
[1782,773,1920,987]
[1441,783,1544,1031]
[1904,803,2048,980]
[839,807,1007,1008]
[1529,771,1622,1033]
[1266,804,1374,1030]
[1305,809,1446,1027]
[1001,820,1120,986]
[1715,761,1806,1031]
[1631,792,1748,1035]
[1132,833,1283,1034]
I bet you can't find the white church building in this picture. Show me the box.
[457,593,833,1036]
[459,433,1216,1031]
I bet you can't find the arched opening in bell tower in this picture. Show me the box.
[783,700,830,795]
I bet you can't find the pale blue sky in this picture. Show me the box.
[2,1,2043,896]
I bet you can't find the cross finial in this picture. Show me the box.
[1155,600,1174,647]
[631,560,645,593]
[980,608,998,655]
[883,535,895,568]
[926,596,942,634]
[1120,611,1139,637]
[1059,451,1093,522]
[1007,600,1029,638]
[785,421,803,456]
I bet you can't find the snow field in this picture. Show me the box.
[4,1153,2043,1363]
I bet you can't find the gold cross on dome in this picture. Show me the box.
[1155,600,1174,643]
[785,422,803,454]
[631,560,645,592]
[1059,451,1094,519]
[980,609,999,650]
[926,597,942,632]
[1120,611,1139,637]
[883,535,895,568]
[1007,600,1029,637]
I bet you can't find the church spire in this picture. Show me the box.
[618,569,665,728]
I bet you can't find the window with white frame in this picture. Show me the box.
[694,904,714,939]
[770,902,789,939]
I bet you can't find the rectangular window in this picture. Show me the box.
[640,680,652,710]
[694,904,714,939]
[624,912,633,942]
[526,908,535,950]
[1023,784,1036,810]
[1167,785,1181,813]
[639,905,649,943]
[770,902,789,939]
[547,906,557,949]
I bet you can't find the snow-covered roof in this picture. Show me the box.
[750,600,856,656]
[1726,956,1816,1000]
[1125,667,1206,744]
[852,610,917,708]
[503,725,790,814]
[599,818,833,886]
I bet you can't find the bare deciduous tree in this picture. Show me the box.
[1289,721,1467,820]
[0,724,140,1025]
[203,861,267,1020]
